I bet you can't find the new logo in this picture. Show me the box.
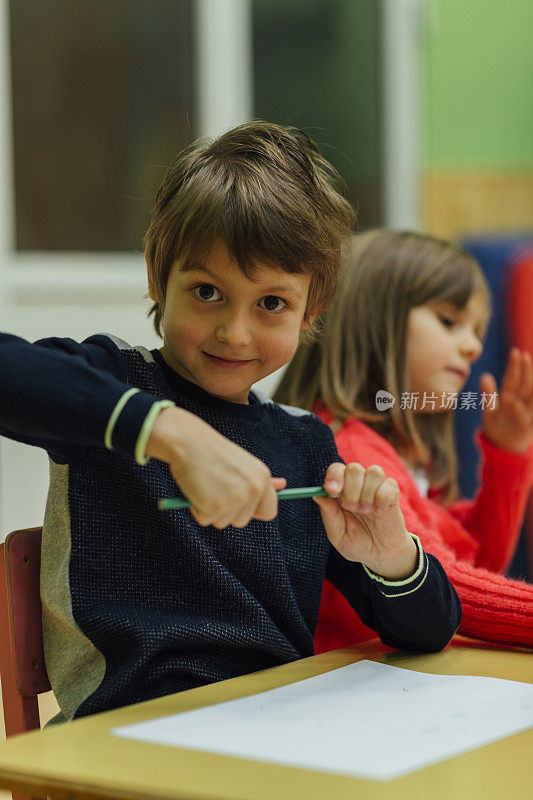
[375,390,395,411]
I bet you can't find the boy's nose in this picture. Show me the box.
[215,312,252,347]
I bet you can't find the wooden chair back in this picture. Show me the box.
[0,527,50,735]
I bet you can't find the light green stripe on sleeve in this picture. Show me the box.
[104,388,140,450]
[134,400,175,465]
[377,558,429,598]
[362,533,425,591]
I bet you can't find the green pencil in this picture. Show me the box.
[158,486,329,511]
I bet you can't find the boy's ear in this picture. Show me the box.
[145,248,158,302]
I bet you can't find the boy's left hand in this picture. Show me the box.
[481,348,533,455]
[314,463,418,580]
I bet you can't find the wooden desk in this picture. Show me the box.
[0,637,531,800]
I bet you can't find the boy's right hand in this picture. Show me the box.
[145,406,286,528]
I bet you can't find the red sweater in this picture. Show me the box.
[314,405,533,650]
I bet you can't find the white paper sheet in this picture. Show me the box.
[112,661,533,781]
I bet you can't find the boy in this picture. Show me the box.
[0,122,461,723]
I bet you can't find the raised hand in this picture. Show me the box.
[481,348,533,455]
[314,462,417,579]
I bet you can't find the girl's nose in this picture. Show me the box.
[215,311,252,347]
[461,329,483,362]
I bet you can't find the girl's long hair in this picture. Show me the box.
[273,230,490,502]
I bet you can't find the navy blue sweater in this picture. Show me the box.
[0,332,461,721]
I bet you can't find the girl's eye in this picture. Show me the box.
[259,295,286,312]
[438,315,455,328]
[193,284,222,302]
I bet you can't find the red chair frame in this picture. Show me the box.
[0,527,51,735]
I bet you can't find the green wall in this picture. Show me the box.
[423,0,533,169]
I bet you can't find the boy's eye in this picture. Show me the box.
[193,283,221,302]
[259,295,286,312]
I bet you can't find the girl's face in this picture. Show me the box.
[406,293,487,412]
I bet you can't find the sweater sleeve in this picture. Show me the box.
[0,332,170,463]
[307,411,460,653]
[323,418,533,649]
[325,538,461,653]
[419,537,533,648]
[446,431,533,572]
[349,422,533,648]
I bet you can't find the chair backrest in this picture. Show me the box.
[0,527,50,736]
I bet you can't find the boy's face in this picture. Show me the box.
[149,240,314,404]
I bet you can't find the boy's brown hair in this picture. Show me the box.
[144,121,355,336]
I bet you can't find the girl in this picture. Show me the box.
[274,230,533,649]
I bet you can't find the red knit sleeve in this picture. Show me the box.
[413,532,533,648]
[446,432,533,572]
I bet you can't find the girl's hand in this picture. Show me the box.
[481,348,533,455]
[314,462,417,579]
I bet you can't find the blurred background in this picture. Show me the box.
[0,0,532,577]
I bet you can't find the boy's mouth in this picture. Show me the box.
[202,352,256,369]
